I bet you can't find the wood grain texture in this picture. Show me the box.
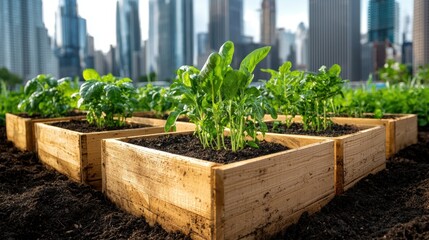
[264,114,418,159]
[129,116,196,132]
[5,113,85,151]
[35,119,164,189]
[102,132,335,239]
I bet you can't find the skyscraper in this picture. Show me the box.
[209,0,244,50]
[276,28,295,65]
[146,0,158,74]
[116,0,141,79]
[295,22,308,70]
[261,0,276,45]
[0,0,58,80]
[55,0,88,78]
[156,0,194,82]
[413,0,429,70]
[368,0,398,44]
[309,0,361,81]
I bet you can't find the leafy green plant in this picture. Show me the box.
[0,80,24,126]
[378,59,411,84]
[166,41,275,152]
[263,62,345,131]
[136,84,175,118]
[77,69,137,128]
[17,74,76,117]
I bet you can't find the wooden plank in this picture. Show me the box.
[394,114,418,154]
[35,123,83,181]
[5,113,86,152]
[6,113,32,151]
[213,139,334,239]
[342,126,386,191]
[129,116,196,132]
[102,138,219,239]
[35,119,165,189]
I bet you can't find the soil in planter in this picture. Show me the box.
[332,113,402,119]
[266,122,360,137]
[0,126,189,240]
[134,112,190,122]
[128,134,289,164]
[17,110,86,119]
[49,119,153,133]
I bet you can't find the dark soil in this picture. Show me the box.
[266,122,360,137]
[128,134,289,164]
[16,110,86,119]
[2,124,429,239]
[133,111,190,122]
[0,126,189,240]
[50,119,152,133]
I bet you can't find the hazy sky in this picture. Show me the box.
[42,0,414,53]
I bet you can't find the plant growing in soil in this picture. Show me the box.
[0,80,24,126]
[263,62,345,131]
[166,41,276,151]
[76,69,137,128]
[136,84,175,118]
[17,74,77,118]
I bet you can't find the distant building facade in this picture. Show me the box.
[413,0,429,70]
[276,28,295,64]
[0,0,58,80]
[209,0,244,50]
[116,0,141,80]
[368,0,398,44]
[309,0,361,81]
[260,0,276,45]
[295,22,308,70]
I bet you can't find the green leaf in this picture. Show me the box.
[239,46,271,73]
[279,61,292,74]
[83,69,101,81]
[222,70,241,99]
[105,85,121,100]
[247,141,259,149]
[329,64,341,77]
[219,41,234,67]
[165,110,182,132]
[199,53,222,80]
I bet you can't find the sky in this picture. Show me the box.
[42,0,414,53]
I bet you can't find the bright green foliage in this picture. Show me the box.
[378,59,411,84]
[136,84,175,117]
[77,69,137,128]
[415,65,429,85]
[0,80,24,126]
[17,74,77,118]
[263,62,345,131]
[335,80,429,126]
[165,41,275,152]
[0,67,23,88]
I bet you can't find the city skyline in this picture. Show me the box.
[42,0,413,53]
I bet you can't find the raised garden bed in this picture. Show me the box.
[34,119,165,189]
[263,115,386,195]
[101,131,335,239]
[5,112,86,152]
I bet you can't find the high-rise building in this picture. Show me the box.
[295,22,308,70]
[106,45,119,76]
[0,0,58,80]
[146,0,158,74]
[94,50,107,75]
[261,0,276,45]
[156,0,194,82]
[209,0,244,50]
[55,0,87,78]
[368,0,398,44]
[309,0,361,81]
[413,0,429,70]
[116,0,141,80]
[197,32,210,68]
[276,28,295,64]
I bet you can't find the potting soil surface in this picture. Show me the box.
[49,119,153,133]
[1,125,429,239]
[265,122,361,137]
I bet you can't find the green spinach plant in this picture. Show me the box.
[166,41,275,151]
[136,84,175,118]
[18,74,76,117]
[77,69,137,128]
[263,62,345,131]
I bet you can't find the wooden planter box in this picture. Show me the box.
[128,116,196,132]
[328,114,418,158]
[5,113,86,151]
[263,115,386,194]
[264,114,417,159]
[101,131,335,239]
[34,119,165,189]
